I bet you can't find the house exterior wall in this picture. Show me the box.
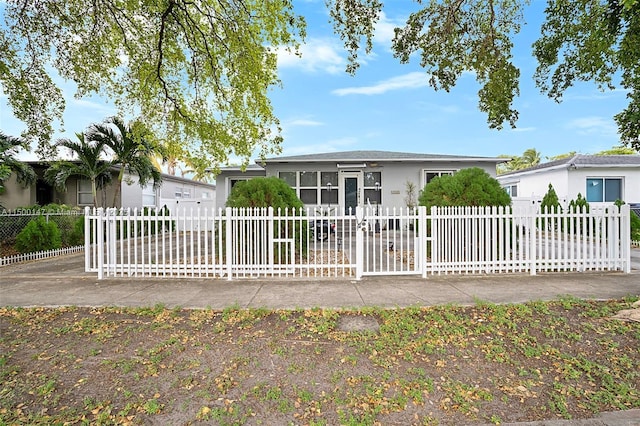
[216,160,501,211]
[0,174,32,209]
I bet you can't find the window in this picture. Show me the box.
[363,171,382,205]
[182,188,191,199]
[320,172,338,205]
[503,184,518,197]
[586,178,622,202]
[229,178,249,192]
[175,186,183,198]
[77,179,93,205]
[424,170,455,185]
[142,183,156,207]
[279,171,296,187]
[202,191,210,199]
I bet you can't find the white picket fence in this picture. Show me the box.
[429,205,631,275]
[84,205,631,280]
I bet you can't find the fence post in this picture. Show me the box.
[355,206,364,280]
[84,206,90,272]
[419,206,428,278]
[529,205,537,276]
[622,204,631,273]
[226,207,233,280]
[97,208,104,280]
[268,206,275,272]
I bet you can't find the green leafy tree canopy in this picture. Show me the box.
[1,0,305,167]
[418,167,511,210]
[328,0,640,148]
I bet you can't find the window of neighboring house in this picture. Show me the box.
[202,191,210,199]
[586,178,622,202]
[503,184,518,197]
[175,186,183,198]
[77,179,94,205]
[423,170,455,186]
[182,188,191,199]
[142,183,156,207]
[363,171,382,205]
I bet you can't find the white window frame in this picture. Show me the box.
[77,178,94,206]
[503,183,518,197]
[422,169,456,187]
[142,183,157,207]
[585,177,623,203]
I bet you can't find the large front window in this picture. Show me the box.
[279,171,340,205]
[586,178,622,202]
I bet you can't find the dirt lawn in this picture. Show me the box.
[1,297,639,425]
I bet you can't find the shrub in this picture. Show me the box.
[15,216,62,254]
[225,177,306,259]
[540,183,561,213]
[538,183,562,230]
[226,177,304,210]
[418,167,511,210]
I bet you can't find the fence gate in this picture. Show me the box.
[360,207,425,276]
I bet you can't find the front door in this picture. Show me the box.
[341,171,362,214]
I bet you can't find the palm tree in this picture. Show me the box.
[44,133,113,207]
[151,135,184,176]
[0,132,36,194]
[520,148,542,169]
[89,117,163,207]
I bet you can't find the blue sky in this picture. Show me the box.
[0,0,630,165]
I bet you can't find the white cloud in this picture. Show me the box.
[276,38,345,74]
[282,137,358,156]
[511,126,536,133]
[332,72,428,96]
[566,116,618,136]
[288,118,324,127]
[374,11,403,47]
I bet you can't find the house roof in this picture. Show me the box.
[257,150,507,164]
[499,154,640,177]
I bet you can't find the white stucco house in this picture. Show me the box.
[215,150,507,211]
[496,154,640,208]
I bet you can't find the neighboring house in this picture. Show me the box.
[216,150,507,211]
[497,154,640,208]
[0,161,216,211]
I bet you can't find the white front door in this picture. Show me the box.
[340,171,362,214]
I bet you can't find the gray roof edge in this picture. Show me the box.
[497,154,640,178]
[257,150,507,163]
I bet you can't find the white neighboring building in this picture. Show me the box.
[497,154,640,208]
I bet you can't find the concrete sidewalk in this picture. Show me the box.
[1,252,638,310]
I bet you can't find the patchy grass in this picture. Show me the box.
[1,298,639,425]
